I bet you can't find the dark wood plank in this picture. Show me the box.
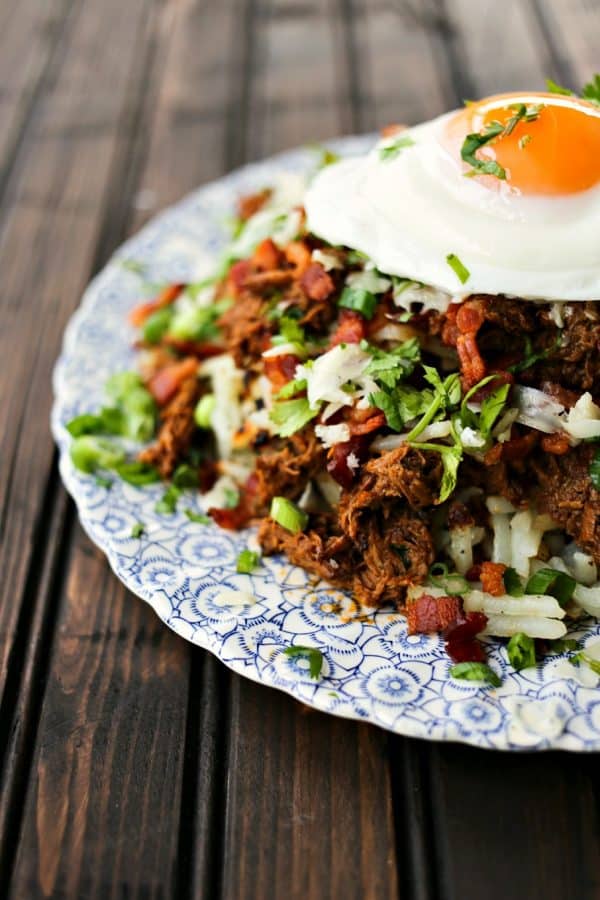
[5,1,242,897]
[9,526,190,899]
[222,681,398,900]
[0,0,74,189]
[429,745,600,900]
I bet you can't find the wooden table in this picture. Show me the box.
[1,1,599,897]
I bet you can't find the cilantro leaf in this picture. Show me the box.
[184,508,211,524]
[283,645,324,679]
[450,662,502,687]
[546,78,574,96]
[582,74,600,105]
[270,397,320,437]
[379,135,415,161]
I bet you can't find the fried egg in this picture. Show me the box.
[304,92,600,301]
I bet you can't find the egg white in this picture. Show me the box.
[304,109,600,301]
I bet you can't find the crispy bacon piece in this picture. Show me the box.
[456,299,485,334]
[209,503,251,530]
[161,337,224,359]
[243,270,294,291]
[227,259,253,296]
[457,332,487,390]
[444,612,488,663]
[329,309,367,347]
[237,188,271,221]
[300,263,335,301]
[348,408,386,436]
[541,432,571,455]
[484,430,538,465]
[284,240,312,274]
[327,434,370,488]
[263,353,299,390]
[128,283,184,328]
[252,237,282,271]
[480,561,507,596]
[466,563,482,582]
[406,593,463,635]
[147,357,198,406]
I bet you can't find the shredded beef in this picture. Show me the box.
[258,516,356,586]
[251,428,326,515]
[218,294,270,369]
[138,376,200,478]
[529,444,600,563]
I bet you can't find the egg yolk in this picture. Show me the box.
[446,92,600,195]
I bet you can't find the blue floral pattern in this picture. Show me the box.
[52,138,600,750]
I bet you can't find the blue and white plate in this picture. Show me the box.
[52,138,600,751]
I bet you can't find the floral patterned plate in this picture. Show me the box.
[52,137,600,751]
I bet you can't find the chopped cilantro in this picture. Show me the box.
[450,662,501,687]
[131,522,145,539]
[276,377,307,400]
[184,508,211,525]
[270,397,320,437]
[379,135,415,161]
[582,74,600,105]
[546,78,574,96]
[548,638,580,655]
[338,286,377,319]
[518,133,532,149]
[172,463,199,489]
[283,645,324,679]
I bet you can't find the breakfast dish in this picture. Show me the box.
[54,81,600,748]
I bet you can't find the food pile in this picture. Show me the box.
[65,80,600,683]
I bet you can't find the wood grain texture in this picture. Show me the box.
[10,527,189,899]
[222,680,398,900]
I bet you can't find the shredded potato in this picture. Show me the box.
[483,614,567,640]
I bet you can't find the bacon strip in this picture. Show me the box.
[128,283,184,327]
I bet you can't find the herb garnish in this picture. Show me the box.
[379,135,415,161]
[507,633,536,671]
[283,645,324,679]
[446,253,470,285]
[236,549,260,574]
[590,448,600,490]
[450,662,502,687]
[131,522,145,539]
[184,508,211,525]
[525,568,576,606]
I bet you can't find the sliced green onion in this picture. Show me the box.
[105,371,156,442]
[525,568,576,607]
[450,662,501,687]
[503,567,524,597]
[131,522,145,538]
[70,436,126,474]
[507,633,536,671]
[590,448,600,490]
[446,253,470,285]
[155,485,181,514]
[194,394,216,429]
[270,496,308,534]
[142,306,173,344]
[114,460,161,486]
[338,286,377,319]
[573,651,600,676]
[236,549,260,574]
[66,413,106,437]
